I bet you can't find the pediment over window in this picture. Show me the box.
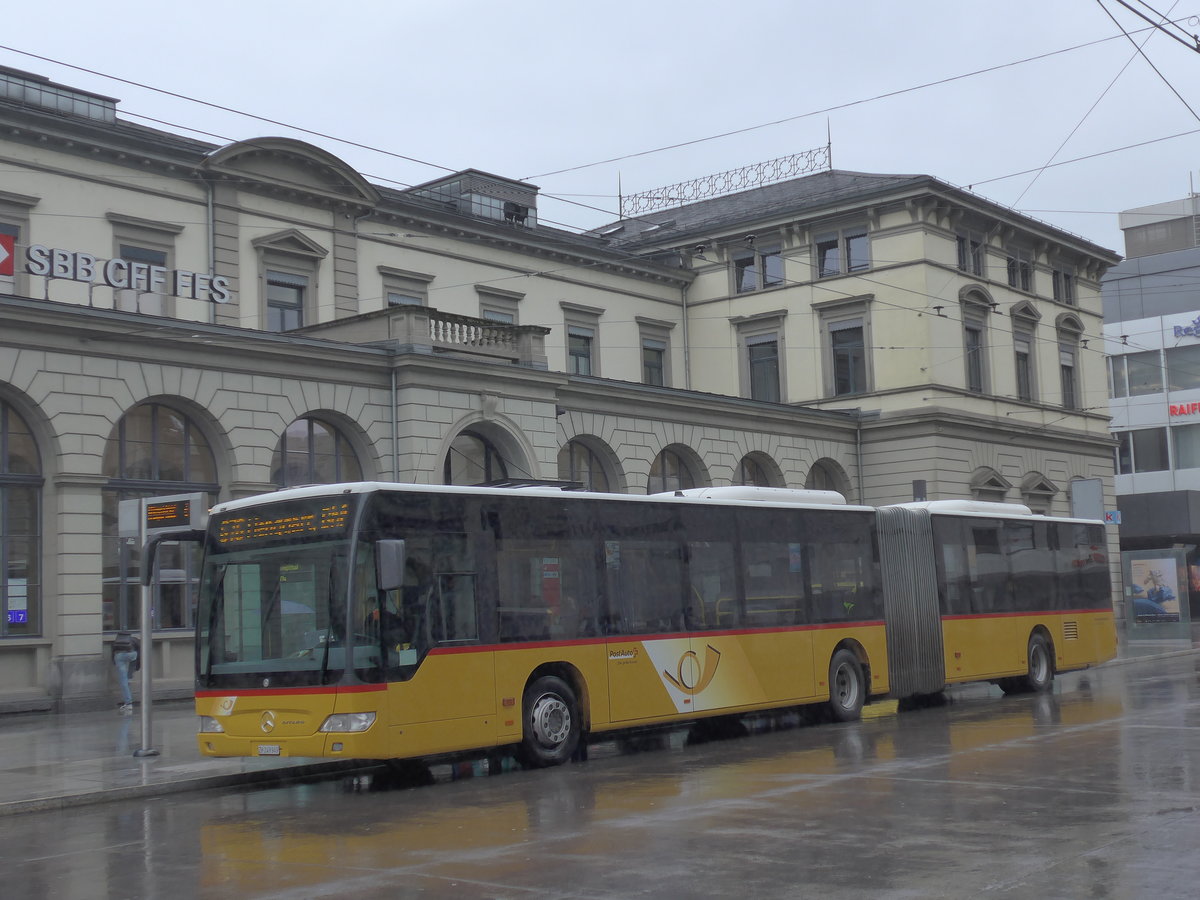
[970,466,1011,501]
[251,228,329,260]
[1010,300,1041,322]
[202,137,380,208]
[1020,472,1056,494]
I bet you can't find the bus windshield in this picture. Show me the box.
[197,540,349,688]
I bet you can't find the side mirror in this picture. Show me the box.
[376,539,407,592]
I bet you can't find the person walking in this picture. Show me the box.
[112,630,140,714]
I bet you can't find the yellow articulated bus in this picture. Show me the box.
[194,483,1116,767]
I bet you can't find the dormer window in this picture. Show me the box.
[408,170,538,227]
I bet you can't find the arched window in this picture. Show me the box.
[805,459,847,495]
[647,447,696,494]
[444,430,508,485]
[559,440,611,492]
[736,453,780,487]
[0,401,42,637]
[272,416,362,488]
[1057,314,1084,410]
[102,402,218,631]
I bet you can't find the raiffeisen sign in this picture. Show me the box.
[24,245,233,303]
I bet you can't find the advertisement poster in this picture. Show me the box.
[1129,558,1182,623]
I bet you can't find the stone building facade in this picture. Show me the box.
[0,66,1120,709]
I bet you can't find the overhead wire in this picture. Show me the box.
[1095,0,1200,123]
[522,21,1190,181]
[1012,0,1179,207]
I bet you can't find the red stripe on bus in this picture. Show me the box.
[426,620,888,656]
[941,609,1109,622]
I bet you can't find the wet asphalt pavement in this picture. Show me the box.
[2,649,1199,898]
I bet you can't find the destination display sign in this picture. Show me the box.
[215,501,352,546]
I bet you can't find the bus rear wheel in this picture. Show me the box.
[517,675,581,768]
[828,649,866,722]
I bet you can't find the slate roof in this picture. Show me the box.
[597,168,1119,261]
[599,170,927,245]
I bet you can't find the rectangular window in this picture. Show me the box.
[732,243,783,292]
[965,323,985,393]
[831,322,866,396]
[1110,350,1163,396]
[642,338,666,386]
[1006,248,1033,292]
[109,213,181,315]
[747,335,780,402]
[568,326,593,375]
[816,234,841,277]
[115,244,170,315]
[266,271,306,332]
[956,231,985,276]
[562,303,602,377]
[1166,344,1200,392]
[477,286,523,324]
[380,266,432,310]
[1174,423,1200,470]
[119,244,166,267]
[815,228,869,278]
[733,249,758,293]
[1130,427,1169,472]
[1059,347,1078,409]
[1014,334,1033,401]
[1108,355,1127,399]
[845,230,869,272]
[1052,267,1075,304]
[1116,432,1132,475]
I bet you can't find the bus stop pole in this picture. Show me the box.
[133,507,159,759]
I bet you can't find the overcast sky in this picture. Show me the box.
[5,1,1200,254]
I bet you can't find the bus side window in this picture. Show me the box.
[687,541,737,630]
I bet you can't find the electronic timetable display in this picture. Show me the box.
[214,501,352,547]
[144,499,194,530]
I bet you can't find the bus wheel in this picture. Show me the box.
[517,675,581,768]
[1022,634,1054,693]
[828,649,865,722]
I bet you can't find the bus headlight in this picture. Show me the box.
[198,716,224,734]
[319,712,377,733]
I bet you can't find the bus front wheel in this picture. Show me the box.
[517,675,581,768]
[828,649,866,722]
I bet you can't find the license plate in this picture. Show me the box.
[257,744,281,756]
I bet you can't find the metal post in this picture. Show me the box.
[133,504,159,758]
